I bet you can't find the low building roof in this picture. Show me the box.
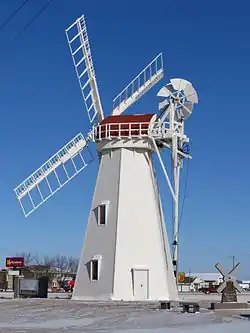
[185,273,223,281]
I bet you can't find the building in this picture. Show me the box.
[178,276,196,292]
[178,273,224,291]
[238,280,250,291]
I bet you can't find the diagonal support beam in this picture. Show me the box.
[151,138,176,201]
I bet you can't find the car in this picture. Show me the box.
[62,280,71,292]
[69,278,75,292]
[199,286,218,294]
[63,277,76,292]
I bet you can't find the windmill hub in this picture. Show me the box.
[14,14,198,302]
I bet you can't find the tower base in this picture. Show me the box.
[73,137,178,302]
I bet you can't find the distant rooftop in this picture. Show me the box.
[185,272,223,281]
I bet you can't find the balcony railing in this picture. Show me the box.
[93,121,178,141]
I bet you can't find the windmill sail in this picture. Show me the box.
[66,15,104,123]
[14,133,92,217]
[112,53,163,116]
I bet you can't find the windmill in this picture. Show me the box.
[215,262,242,303]
[13,14,198,301]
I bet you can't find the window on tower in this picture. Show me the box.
[91,259,99,281]
[98,204,106,225]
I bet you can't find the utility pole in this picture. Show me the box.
[188,268,191,292]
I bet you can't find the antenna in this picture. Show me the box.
[65,15,104,123]
[112,53,163,116]
[14,133,92,217]
[155,78,198,282]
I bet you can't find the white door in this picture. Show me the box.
[133,269,148,300]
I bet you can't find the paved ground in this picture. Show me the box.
[2,291,250,301]
[179,292,250,302]
[179,292,250,309]
[0,298,249,332]
[1,291,250,302]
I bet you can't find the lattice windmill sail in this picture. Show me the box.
[112,53,163,116]
[14,13,198,302]
[65,15,104,123]
[14,134,91,217]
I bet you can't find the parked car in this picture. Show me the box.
[63,280,71,292]
[63,277,75,292]
[199,286,219,294]
[69,278,75,292]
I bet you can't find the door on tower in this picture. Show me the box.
[132,268,149,300]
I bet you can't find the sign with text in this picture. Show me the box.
[178,272,185,283]
[6,257,24,268]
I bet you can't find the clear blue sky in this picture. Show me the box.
[0,0,249,278]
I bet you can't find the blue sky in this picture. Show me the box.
[0,0,249,278]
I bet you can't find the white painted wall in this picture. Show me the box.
[73,138,178,301]
[73,149,122,300]
[113,148,177,301]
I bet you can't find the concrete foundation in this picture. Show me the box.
[211,302,250,310]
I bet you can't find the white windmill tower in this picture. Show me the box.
[14,14,198,301]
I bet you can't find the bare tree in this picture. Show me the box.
[54,255,68,271]
[67,256,79,275]
[33,254,55,268]
[15,252,78,287]
[15,251,34,266]
[54,255,68,283]
[53,255,79,283]
[28,254,57,285]
[42,255,56,269]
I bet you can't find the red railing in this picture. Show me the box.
[94,122,152,140]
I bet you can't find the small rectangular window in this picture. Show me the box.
[98,204,106,225]
[91,260,99,281]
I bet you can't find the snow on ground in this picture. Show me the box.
[0,299,249,332]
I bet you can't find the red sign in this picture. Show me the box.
[6,257,24,268]
[178,272,185,283]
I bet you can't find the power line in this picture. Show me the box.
[0,0,30,32]
[22,0,54,33]
[13,0,54,40]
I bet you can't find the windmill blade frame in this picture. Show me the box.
[215,263,228,277]
[228,262,240,276]
[170,78,190,93]
[183,84,198,104]
[170,78,198,104]
[14,133,93,217]
[65,15,104,124]
[217,281,227,294]
[232,281,243,293]
[112,53,164,116]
